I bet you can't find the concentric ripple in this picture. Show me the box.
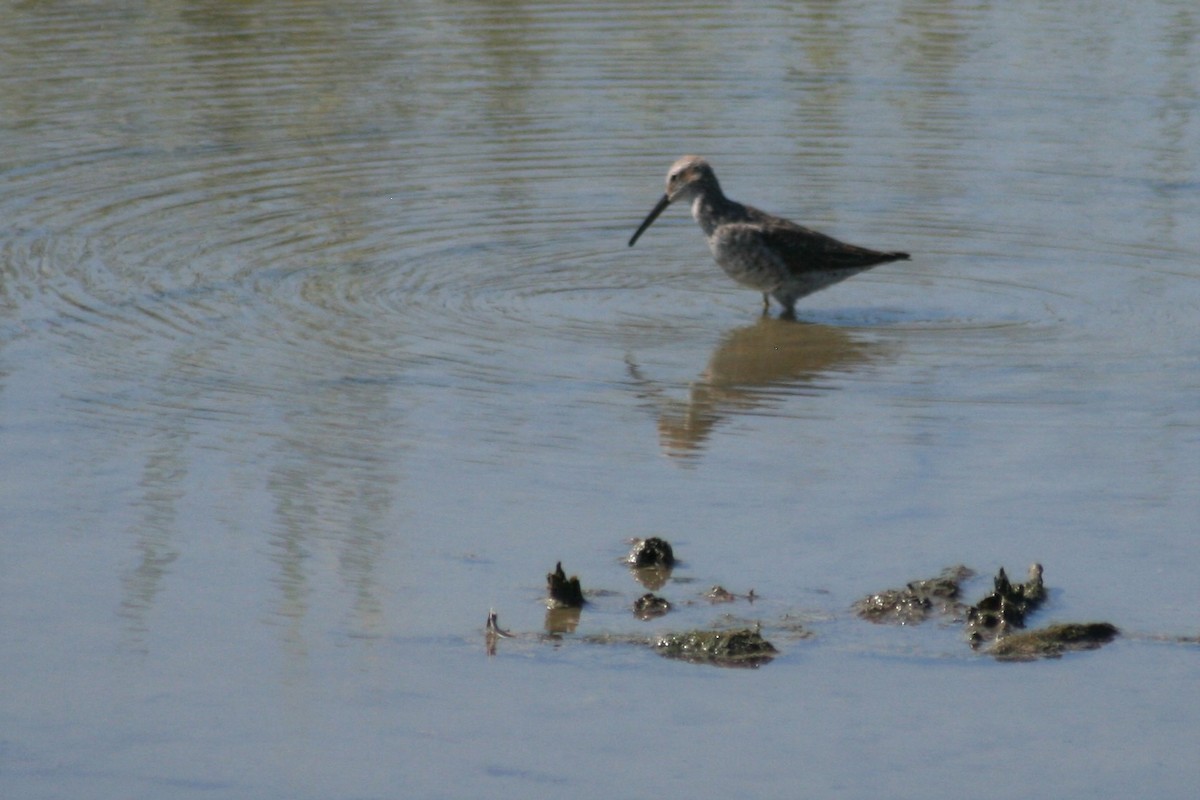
[3,0,1195,447]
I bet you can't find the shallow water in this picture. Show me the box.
[2,1,1198,798]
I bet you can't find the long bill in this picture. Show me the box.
[628,194,672,247]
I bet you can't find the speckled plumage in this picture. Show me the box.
[629,155,909,317]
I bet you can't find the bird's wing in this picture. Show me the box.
[758,222,907,272]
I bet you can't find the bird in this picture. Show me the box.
[628,155,910,318]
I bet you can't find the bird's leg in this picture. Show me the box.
[778,295,797,320]
[761,293,770,316]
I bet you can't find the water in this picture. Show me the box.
[2,1,1198,798]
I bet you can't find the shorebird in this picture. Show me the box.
[628,155,910,317]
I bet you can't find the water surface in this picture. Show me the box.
[2,2,1198,798]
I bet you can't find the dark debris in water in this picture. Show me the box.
[655,628,778,668]
[856,563,1119,661]
[483,546,789,667]
[489,554,1123,665]
[704,585,758,603]
[854,565,973,624]
[626,537,675,592]
[633,592,671,619]
[546,561,584,609]
[966,563,1046,646]
[706,585,737,603]
[990,622,1120,662]
[626,537,675,568]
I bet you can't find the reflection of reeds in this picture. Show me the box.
[629,318,885,457]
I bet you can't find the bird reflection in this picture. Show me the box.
[628,317,884,458]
